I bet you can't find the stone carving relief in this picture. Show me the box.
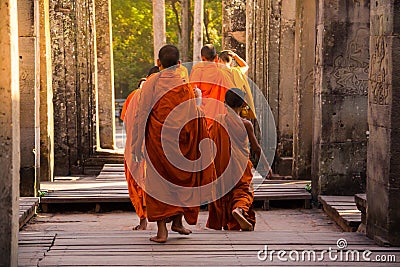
[369,34,389,105]
[331,28,369,95]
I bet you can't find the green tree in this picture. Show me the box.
[112,0,153,99]
[112,0,222,99]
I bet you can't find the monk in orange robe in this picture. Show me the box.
[131,45,216,243]
[122,67,160,230]
[207,88,261,231]
[190,44,234,126]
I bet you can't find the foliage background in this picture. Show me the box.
[112,0,222,99]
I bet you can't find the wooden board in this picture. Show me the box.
[40,165,311,210]
[19,197,39,229]
[18,230,400,266]
[318,195,361,232]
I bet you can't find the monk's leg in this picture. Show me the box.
[150,220,168,243]
[171,214,192,235]
[232,207,253,231]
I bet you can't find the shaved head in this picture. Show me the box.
[158,45,179,68]
[201,44,217,61]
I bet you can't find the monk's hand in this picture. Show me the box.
[131,142,144,162]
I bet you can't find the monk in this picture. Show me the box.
[190,44,234,126]
[121,67,160,230]
[219,50,256,119]
[207,88,261,231]
[131,45,216,243]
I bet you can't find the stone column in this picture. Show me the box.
[0,0,20,264]
[276,0,296,176]
[247,0,296,176]
[222,0,246,58]
[95,0,115,149]
[292,0,316,179]
[367,0,400,246]
[18,0,40,196]
[152,0,166,64]
[39,0,54,182]
[193,0,203,62]
[312,0,369,197]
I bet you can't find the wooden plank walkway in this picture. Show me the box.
[40,164,311,211]
[319,195,362,232]
[19,197,39,229]
[19,230,400,266]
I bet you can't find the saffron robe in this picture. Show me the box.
[123,89,147,219]
[206,112,256,230]
[222,66,256,119]
[131,69,216,224]
[190,62,235,126]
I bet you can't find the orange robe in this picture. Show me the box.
[132,68,216,224]
[123,89,147,219]
[206,112,256,230]
[190,62,235,126]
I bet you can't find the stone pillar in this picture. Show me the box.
[246,0,269,155]
[153,0,166,64]
[193,0,203,62]
[292,0,316,179]
[0,0,20,264]
[276,0,296,176]
[50,0,97,175]
[367,0,400,246]
[312,0,369,197]
[39,0,54,182]
[247,0,296,176]
[18,0,40,196]
[222,0,246,58]
[95,0,115,149]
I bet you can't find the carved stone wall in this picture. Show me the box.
[312,0,369,196]
[367,0,400,246]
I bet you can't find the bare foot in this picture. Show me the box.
[171,225,192,235]
[171,214,192,235]
[150,220,168,243]
[132,218,147,230]
[133,218,147,230]
[232,207,253,231]
[149,235,167,243]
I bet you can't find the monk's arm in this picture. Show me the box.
[243,120,261,160]
[131,80,154,160]
[230,52,249,74]
[244,119,272,176]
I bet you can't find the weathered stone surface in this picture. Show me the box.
[95,0,115,149]
[312,0,369,197]
[293,0,315,179]
[50,0,97,175]
[18,0,40,197]
[247,0,295,176]
[367,0,400,246]
[222,0,246,58]
[39,0,54,182]
[0,0,20,264]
